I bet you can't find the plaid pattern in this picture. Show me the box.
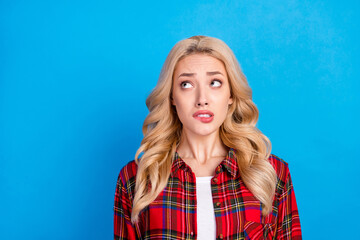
[114,148,302,239]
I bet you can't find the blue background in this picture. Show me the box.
[1,0,359,239]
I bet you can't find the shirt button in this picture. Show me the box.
[216,202,221,207]
[190,231,194,237]
[219,233,224,239]
[213,177,218,183]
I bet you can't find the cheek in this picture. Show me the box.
[217,97,232,117]
[172,91,192,109]
[171,90,176,105]
[174,107,188,126]
[171,89,182,106]
[172,100,193,124]
[173,102,188,118]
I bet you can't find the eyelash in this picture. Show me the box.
[211,79,222,86]
[180,81,192,88]
[180,79,222,88]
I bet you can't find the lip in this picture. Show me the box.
[193,110,214,123]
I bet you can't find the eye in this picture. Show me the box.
[211,79,222,87]
[180,81,193,89]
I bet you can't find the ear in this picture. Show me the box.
[228,97,233,105]
[171,95,175,105]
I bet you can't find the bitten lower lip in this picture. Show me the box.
[193,111,214,123]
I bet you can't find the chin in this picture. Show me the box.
[190,126,220,137]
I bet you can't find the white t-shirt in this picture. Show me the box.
[196,176,216,240]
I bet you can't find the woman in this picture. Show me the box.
[114,36,302,239]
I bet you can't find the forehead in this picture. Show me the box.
[174,54,226,76]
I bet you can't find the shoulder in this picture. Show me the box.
[268,154,290,184]
[116,160,138,194]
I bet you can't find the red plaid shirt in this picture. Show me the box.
[114,148,302,239]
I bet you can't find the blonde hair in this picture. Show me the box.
[131,36,277,222]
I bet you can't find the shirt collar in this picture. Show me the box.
[171,148,239,178]
[221,147,239,178]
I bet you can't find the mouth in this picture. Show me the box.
[193,110,214,123]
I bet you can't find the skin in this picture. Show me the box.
[172,54,233,177]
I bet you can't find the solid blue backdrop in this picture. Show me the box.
[1,0,359,239]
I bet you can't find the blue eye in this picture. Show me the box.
[211,80,222,87]
[181,81,193,88]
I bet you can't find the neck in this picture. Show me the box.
[177,128,228,165]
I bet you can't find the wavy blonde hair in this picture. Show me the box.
[131,36,277,223]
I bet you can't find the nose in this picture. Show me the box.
[197,101,208,106]
[196,85,208,107]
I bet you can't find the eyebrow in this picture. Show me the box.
[207,71,223,76]
[178,71,224,78]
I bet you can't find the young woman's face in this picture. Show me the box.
[172,54,233,137]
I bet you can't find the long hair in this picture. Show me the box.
[131,36,277,222]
